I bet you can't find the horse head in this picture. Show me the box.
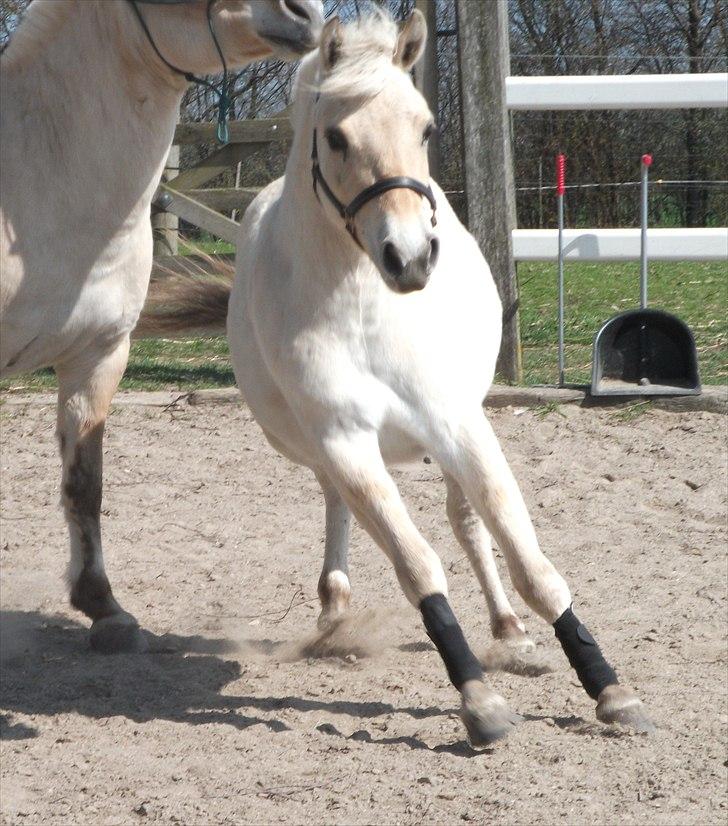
[308,10,439,294]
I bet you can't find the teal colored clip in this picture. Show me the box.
[216,89,230,145]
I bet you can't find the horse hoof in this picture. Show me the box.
[460,679,522,747]
[90,613,148,654]
[481,638,557,677]
[596,685,655,733]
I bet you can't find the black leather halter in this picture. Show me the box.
[128,0,231,143]
[310,129,437,249]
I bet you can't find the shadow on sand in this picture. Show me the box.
[0,610,465,753]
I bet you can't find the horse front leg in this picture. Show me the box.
[55,336,147,653]
[314,471,352,629]
[445,473,530,643]
[444,474,555,676]
[319,431,521,746]
[445,412,653,732]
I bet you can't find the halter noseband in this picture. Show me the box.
[310,129,437,250]
[128,0,231,144]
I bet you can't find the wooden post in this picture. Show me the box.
[152,145,179,256]
[414,0,440,180]
[456,0,522,383]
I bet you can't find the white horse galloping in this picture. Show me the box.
[144,11,654,745]
[0,0,323,653]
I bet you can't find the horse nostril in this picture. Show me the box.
[383,242,405,279]
[428,237,440,269]
[281,0,312,23]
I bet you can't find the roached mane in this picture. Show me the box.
[296,9,402,103]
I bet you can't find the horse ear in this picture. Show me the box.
[394,9,427,70]
[320,17,344,73]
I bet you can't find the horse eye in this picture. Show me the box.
[423,122,437,144]
[325,127,348,153]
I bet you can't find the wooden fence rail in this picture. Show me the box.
[152,112,291,247]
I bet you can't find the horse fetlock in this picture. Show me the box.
[90,612,148,655]
[459,679,522,747]
[491,613,530,645]
[596,684,655,733]
[318,570,351,605]
[317,571,351,626]
[71,569,147,654]
[70,568,121,621]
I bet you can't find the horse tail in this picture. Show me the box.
[135,254,233,337]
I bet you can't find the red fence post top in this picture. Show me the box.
[556,154,566,195]
[642,153,653,166]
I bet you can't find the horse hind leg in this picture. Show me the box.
[447,413,654,732]
[444,474,555,677]
[56,337,147,653]
[315,471,351,629]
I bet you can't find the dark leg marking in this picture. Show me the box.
[70,568,122,621]
[420,593,483,689]
[553,606,618,700]
[64,422,120,621]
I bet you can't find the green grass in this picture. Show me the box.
[0,338,234,393]
[178,234,235,257]
[1,261,725,393]
[517,260,726,386]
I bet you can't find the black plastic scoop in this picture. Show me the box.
[590,154,701,397]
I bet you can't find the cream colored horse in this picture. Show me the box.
[0,0,322,652]
[148,11,654,746]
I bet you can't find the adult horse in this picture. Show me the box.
[145,11,654,745]
[0,0,323,653]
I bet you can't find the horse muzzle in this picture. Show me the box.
[259,0,324,56]
[380,234,440,294]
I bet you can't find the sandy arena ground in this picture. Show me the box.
[1,396,726,825]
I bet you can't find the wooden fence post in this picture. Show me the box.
[414,0,440,180]
[456,0,522,383]
[152,145,179,256]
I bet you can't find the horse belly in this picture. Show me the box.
[0,234,151,376]
[1,271,145,377]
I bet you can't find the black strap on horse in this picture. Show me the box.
[310,128,437,250]
[128,0,231,143]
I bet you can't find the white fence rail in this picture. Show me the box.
[506,72,728,110]
[507,71,727,264]
[512,228,728,262]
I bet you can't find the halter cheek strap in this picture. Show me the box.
[310,128,438,250]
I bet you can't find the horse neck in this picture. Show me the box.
[2,1,184,226]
